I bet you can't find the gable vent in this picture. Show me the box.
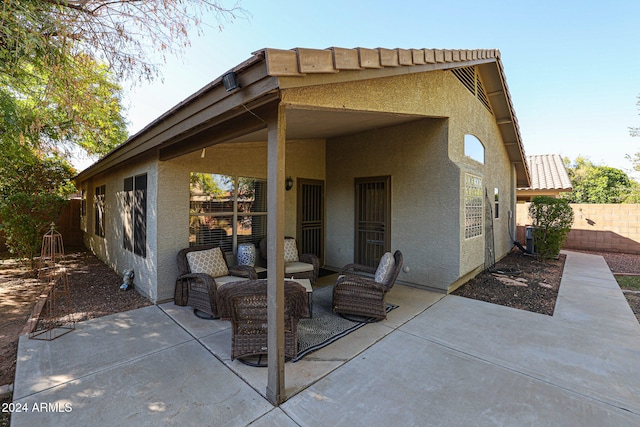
[451,67,492,113]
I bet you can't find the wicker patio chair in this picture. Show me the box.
[259,236,320,285]
[332,250,403,321]
[175,244,257,319]
[216,279,309,361]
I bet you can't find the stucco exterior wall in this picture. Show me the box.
[326,119,460,291]
[448,93,516,290]
[77,155,159,301]
[285,70,515,292]
[78,140,326,303]
[155,140,326,301]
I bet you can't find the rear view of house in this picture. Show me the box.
[74,46,529,303]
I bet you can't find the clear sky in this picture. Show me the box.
[116,0,640,176]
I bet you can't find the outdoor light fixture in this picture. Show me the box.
[285,177,294,191]
[222,71,239,91]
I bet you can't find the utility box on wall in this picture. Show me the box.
[525,226,537,254]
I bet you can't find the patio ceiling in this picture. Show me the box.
[228,107,429,143]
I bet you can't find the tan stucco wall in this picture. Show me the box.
[326,119,461,290]
[448,94,516,291]
[77,155,159,301]
[154,139,326,301]
[78,140,326,303]
[284,70,515,292]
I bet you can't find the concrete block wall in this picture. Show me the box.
[516,203,640,254]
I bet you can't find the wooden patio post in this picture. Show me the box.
[266,103,286,405]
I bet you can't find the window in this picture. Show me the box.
[123,174,147,257]
[464,134,485,164]
[94,185,105,237]
[494,188,499,219]
[464,174,483,239]
[189,173,267,253]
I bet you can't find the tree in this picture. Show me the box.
[1,56,128,158]
[1,1,243,264]
[1,0,244,83]
[1,0,243,155]
[561,156,634,203]
[0,147,75,268]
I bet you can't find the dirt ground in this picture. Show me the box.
[453,252,566,316]
[1,246,640,426]
[454,249,640,322]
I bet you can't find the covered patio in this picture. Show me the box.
[161,276,442,399]
[74,47,529,403]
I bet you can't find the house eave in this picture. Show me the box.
[75,52,276,182]
[75,46,530,188]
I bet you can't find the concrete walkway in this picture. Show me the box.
[10,251,640,426]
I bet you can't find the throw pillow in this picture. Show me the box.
[283,239,299,263]
[187,247,229,278]
[374,252,395,283]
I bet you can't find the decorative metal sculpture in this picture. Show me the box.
[30,224,75,340]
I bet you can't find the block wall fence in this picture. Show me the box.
[516,203,640,255]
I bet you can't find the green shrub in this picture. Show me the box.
[528,196,574,260]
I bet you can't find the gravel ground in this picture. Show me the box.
[573,250,640,274]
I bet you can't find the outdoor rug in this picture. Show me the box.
[292,286,397,362]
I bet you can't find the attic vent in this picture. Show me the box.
[451,67,492,113]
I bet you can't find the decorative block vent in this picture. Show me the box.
[451,67,492,113]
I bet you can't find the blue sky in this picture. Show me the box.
[117,0,640,175]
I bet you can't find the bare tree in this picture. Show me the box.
[1,0,245,82]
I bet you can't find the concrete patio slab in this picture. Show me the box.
[11,340,273,427]
[160,303,230,339]
[13,306,192,399]
[282,330,640,427]
[403,295,640,415]
[248,408,299,426]
[555,252,640,335]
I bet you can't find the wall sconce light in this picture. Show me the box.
[222,71,239,91]
[285,177,294,191]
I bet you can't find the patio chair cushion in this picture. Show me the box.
[214,275,248,288]
[285,261,315,274]
[374,252,395,283]
[186,247,229,278]
[283,238,299,263]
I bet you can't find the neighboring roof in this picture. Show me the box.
[519,154,572,191]
[76,47,529,187]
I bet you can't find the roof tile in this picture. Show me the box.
[521,154,572,190]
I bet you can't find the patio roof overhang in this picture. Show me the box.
[76,47,529,188]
